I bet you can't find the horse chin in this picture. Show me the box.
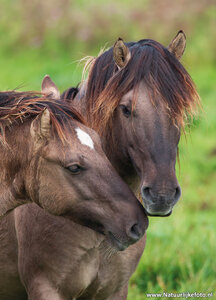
[107,232,128,251]
[146,210,172,217]
[141,201,173,217]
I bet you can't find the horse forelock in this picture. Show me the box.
[0,91,86,144]
[85,39,200,134]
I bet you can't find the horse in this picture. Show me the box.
[64,30,200,217]
[0,76,148,238]
[0,31,199,299]
[0,76,148,300]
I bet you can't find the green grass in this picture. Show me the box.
[0,47,83,92]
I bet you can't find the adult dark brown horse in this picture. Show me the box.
[63,30,200,217]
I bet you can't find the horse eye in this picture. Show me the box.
[67,164,82,174]
[121,105,131,117]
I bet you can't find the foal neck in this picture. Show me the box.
[0,123,32,217]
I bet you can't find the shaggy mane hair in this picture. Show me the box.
[82,39,200,134]
[0,91,85,143]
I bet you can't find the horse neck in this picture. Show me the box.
[102,137,140,193]
[0,123,31,217]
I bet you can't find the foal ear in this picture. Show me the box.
[30,108,51,141]
[113,38,131,69]
[41,75,60,100]
[168,30,186,60]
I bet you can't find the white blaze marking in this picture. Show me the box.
[75,128,94,149]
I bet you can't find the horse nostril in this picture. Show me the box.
[127,223,142,242]
[142,186,155,203]
[174,186,181,201]
[142,186,151,199]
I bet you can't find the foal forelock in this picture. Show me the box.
[84,39,200,134]
[0,91,85,145]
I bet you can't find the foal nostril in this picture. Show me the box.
[127,223,142,242]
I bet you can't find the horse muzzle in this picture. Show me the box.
[141,185,181,217]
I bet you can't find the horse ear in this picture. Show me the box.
[113,38,131,69]
[41,75,60,100]
[40,108,51,138]
[30,108,51,141]
[168,30,186,60]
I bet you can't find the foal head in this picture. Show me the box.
[0,77,148,250]
[82,31,200,216]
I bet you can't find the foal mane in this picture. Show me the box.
[0,91,85,143]
[83,39,200,134]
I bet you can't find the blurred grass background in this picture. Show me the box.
[0,0,215,299]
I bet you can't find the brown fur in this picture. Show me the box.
[0,204,146,299]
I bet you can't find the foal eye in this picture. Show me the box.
[121,105,131,117]
[67,164,82,174]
